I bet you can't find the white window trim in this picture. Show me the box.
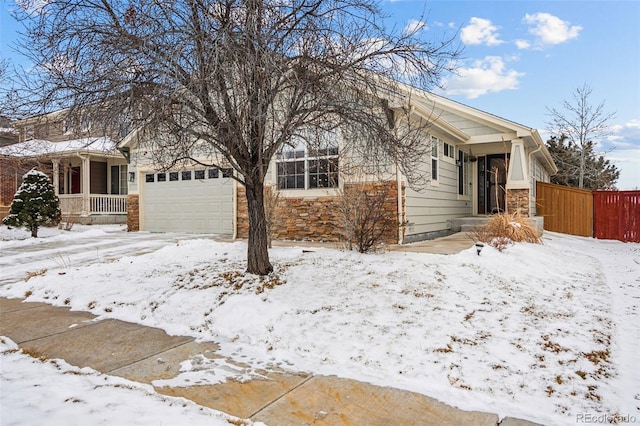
[275,129,340,191]
[24,125,34,142]
[457,148,471,201]
[63,118,73,135]
[430,135,439,187]
[443,141,456,165]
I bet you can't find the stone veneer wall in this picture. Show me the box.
[126,194,140,231]
[506,189,530,216]
[237,181,401,244]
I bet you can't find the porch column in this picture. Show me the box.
[80,155,90,217]
[506,139,530,216]
[51,159,60,196]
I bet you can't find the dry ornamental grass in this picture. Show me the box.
[471,211,541,251]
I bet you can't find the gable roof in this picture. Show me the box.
[0,137,119,158]
[400,87,557,174]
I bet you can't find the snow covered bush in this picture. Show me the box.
[2,169,61,238]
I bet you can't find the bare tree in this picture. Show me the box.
[547,84,615,189]
[12,0,460,274]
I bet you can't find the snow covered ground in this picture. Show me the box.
[1,225,639,425]
[0,337,244,426]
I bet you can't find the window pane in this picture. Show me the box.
[182,171,191,180]
[431,159,438,180]
[111,165,120,194]
[195,170,205,180]
[208,168,219,179]
[222,168,233,178]
[145,174,154,183]
[157,173,166,182]
[169,172,178,181]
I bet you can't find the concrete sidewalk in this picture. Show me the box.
[0,297,539,426]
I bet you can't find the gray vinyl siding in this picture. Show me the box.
[434,108,498,136]
[529,156,550,216]
[404,151,472,240]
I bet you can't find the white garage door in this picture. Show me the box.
[142,168,234,234]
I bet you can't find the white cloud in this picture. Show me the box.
[523,13,582,46]
[515,39,531,49]
[460,17,504,46]
[441,56,524,99]
[599,119,640,189]
[403,19,427,35]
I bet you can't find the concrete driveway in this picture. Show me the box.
[0,230,223,286]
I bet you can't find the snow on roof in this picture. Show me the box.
[0,127,18,134]
[0,137,118,157]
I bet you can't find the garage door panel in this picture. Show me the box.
[142,171,233,234]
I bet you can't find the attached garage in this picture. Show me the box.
[141,168,234,234]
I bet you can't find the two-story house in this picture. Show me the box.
[0,110,129,224]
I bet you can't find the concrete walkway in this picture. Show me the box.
[0,297,540,425]
[1,231,540,425]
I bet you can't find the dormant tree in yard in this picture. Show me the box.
[547,84,616,189]
[13,0,460,274]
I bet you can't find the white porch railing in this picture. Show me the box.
[90,195,127,214]
[59,194,127,215]
[58,195,83,215]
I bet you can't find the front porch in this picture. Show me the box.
[58,194,128,224]
[51,153,128,225]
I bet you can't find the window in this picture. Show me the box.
[145,173,154,183]
[458,150,470,196]
[276,129,339,190]
[195,170,205,180]
[118,114,131,138]
[169,172,179,181]
[24,125,34,141]
[181,171,192,180]
[222,168,233,178]
[444,142,455,159]
[110,165,129,194]
[157,173,166,182]
[431,136,439,182]
[208,168,219,179]
[80,115,90,132]
[63,118,73,134]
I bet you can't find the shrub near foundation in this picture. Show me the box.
[471,211,541,251]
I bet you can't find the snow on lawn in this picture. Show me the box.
[1,231,638,425]
[0,223,125,245]
[0,337,249,426]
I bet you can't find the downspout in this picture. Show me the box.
[232,179,238,240]
[396,160,404,245]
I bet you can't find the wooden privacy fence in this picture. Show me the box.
[593,190,640,242]
[536,182,593,237]
[536,182,640,242]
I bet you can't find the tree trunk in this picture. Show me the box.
[245,183,273,275]
[31,226,38,238]
[579,148,586,189]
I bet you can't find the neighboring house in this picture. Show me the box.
[0,110,129,224]
[120,88,557,244]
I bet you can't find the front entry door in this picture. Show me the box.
[478,155,508,214]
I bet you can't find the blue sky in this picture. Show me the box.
[380,0,640,189]
[1,0,639,189]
